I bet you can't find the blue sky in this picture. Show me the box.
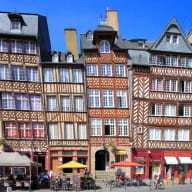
[1,0,192,52]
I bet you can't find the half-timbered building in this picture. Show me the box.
[130,17,192,182]
[0,11,51,170]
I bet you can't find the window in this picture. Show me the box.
[86,64,98,76]
[115,64,125,77]
[0,40,8,52]
[180,57,186,67]
[101,64,112,76]
[60,96,70,111]
[72,69,83,83]
[78,124,87,139]
[0,65,10,80]
[178,129,189,141]
[180,80,191,93]
[74,96,83,112]
[164,128,175,141]
[90,118,102,136]
[24,41,36,54]
[47,96,56,111]
[49,123,58,139]
[5,122,17,137]
[165,56,171,66]
[151,79,163,91]
[59,68,69,82]
[179,104,190,117]
[118,118,128,136]
[33,123,44,138]
[26,67,38,82]
[30,95,41,111]
[151,55,157,65]
[116,90,127,108]
[166,35,178,44]
[187,57,192,68]
[157,56,165,65]
[172,56,178,66]
[19,123,32,138]
[165,79,177,92]
[150,103,162,116]
[100,40,110,53]
[15,94,29,110]
[149,128,161,140]
[10,40,22,53]
[43,68,53,82]
[104,118,115,136]
[166,35,171,43]
[11,19,21,30]
[65,123,74,139]
[66,53,73,63]
[164,104,176,116]
[89,89,100,107]
[12,66,25,81]
[172,35,178,43]
[102,89,114,107]
[2,93,14,109]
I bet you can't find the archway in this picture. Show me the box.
[95,150,109,170]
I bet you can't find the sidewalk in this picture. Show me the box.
[10,183,192,192]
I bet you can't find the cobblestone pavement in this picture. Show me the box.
[8,183,192,192]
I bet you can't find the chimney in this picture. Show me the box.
[106,8,119,32]
[64,28,79,59]
[188,29,192,44]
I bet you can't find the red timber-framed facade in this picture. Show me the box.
[130,17,192,182]
[81,18,131,176]
[0,11,51,171]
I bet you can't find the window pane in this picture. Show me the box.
[12,66,25,81]
[87,64,98,76]
[61,96,70,111]
[103,89,114,107]
[178,129,189,141]
[30,95,41,111]
[10,40,22,53]
[59,68,69,82]
[116,90,126,108]
[65,123,74,139]
[115,64,125,76]
[118,118,128,136]
[89,89,100,107]
[24,41,36,54]
[5,122,17,137]
[149,128,161,140]
[164,104,176,116]
[2,93,14,109]
[47,96,56,111]
[164,128,175,141]
[27,67,38,82]
[72,69,83,83]
[90,118,102,136]
[15,94,29,110]
[43,68,53,82]
[74,96,83,112]
[33,123,44,138]
[104,118,115,136]
[19,123,32,138]
[78,124,87,139]
[0,40,8,52]
[101,64,112,76]
[49,123,58,139]
[100,40,110,53]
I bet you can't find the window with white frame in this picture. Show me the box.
[165,79,177,92]
[43,68,53,82]
[2,93,14,109]
[4,122,17,137]
[72,69,83,83]
[187,57,192,68]
[157,56,165,65]
[78,123,87,139]
[24,41,36,54]
[114,64,125,77]
[60,96,70,111]
[164,128,175,141]
[101,64,112,76]
[172,56,178,66]
[179,104,190,117]
[151,55,157,65]
[151,79,163,91]
[33,123,44,138]
[104,118,115,136]
[118,118,128,136]
[150,103,162,116]
[164,104,176,116]
[59,68,69,82]
[12,66,25,81]
[172,35,178,43]
[100,40,110,53]
[0,65,10,80]
[89,89,100,107]
[165,56,171,66]
[180,80,191,93]
[65,123,74,140]
[11,19,21,31]
[149,128,161,140]
[49,123,58,139]
[74,96,83,112]
[178,129,189,141]
[15,94,29,110]
[27,67,38,82]
[180,57,186,67]
[90,118,102,136]
[19,123,32,138]
[29,95,41,111]
[166,35,171,43]
[47,96,57,111]
[102,89,114,107]
[166,35,178,44]
[116,90,127,108]
[86,64,98,76]
[10,40,22,53]
[0,39,8,52]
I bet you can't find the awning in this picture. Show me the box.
[178,157,192,164]
[164,156,178,164]
[116,150,127,155]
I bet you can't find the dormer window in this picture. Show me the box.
[100,40,110,53]
[166,34,178,44]
[138,41,145,48]
[86,31,93,40]
[11,19,21,31]
[66,52,73,63]
[52,52,59,62]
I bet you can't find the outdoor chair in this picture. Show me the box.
[62,179,71,190]
[16,181,23,189]
[50,179,57,191]
[23,181,30,189]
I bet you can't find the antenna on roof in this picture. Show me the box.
[183,16,189,35]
